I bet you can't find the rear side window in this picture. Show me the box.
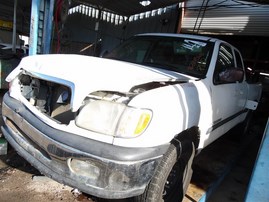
[234,50,243,70]
[216,44,234,70]
[214,44,237,84]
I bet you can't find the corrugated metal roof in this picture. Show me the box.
[181,0,269,36]
[74,0,184,16]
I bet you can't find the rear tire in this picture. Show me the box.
[133,141,195,202]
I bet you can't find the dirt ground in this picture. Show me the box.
[0,88,267,202]
[0,149,80,202]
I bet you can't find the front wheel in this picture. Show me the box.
[133,141,195,202]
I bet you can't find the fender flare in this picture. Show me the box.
[171,126,200,159]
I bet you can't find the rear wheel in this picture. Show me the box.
[133,141,195,202]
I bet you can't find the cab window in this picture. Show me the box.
[234,50,243,69]
[214,44,243,84]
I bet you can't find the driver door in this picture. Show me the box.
[209,43,247,138]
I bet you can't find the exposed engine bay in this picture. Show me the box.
[19,74,74,124]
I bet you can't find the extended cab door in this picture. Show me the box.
[209,43,248,138]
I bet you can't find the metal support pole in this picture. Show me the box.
[43,0,55,54]
[29,0,41,55]
[245,118,269,202]
[12,0,17,53]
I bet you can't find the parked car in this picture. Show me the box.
[1,33,262,202]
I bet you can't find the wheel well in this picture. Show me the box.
[171,126,200,158]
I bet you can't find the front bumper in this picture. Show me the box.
[1,93,168,199]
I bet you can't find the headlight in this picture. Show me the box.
[75,100,152,138]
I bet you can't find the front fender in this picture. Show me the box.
[113,83,201,148]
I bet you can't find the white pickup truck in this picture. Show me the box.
[1,33,262,202]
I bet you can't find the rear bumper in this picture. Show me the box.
[1,93,168,199]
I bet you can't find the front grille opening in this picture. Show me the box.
[19,74,75,124]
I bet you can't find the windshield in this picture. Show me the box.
[105,35,214,78]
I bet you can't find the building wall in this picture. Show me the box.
[57,4,179,55]
[0,29,21,44]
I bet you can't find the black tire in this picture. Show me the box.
[133,142,195,202]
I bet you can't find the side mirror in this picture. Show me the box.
[219,68,244,83]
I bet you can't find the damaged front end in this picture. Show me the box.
[17,73,75,124]
[2,71,169,199]
[10,71,154,139]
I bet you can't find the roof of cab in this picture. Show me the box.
[136,33,219,43]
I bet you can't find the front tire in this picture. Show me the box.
[134,141,195,202]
